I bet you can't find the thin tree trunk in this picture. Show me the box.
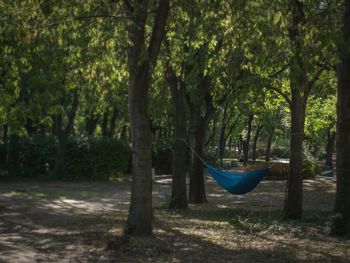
[332,0,350,236]
[243,114,253,165]
[120,125,128,141]
[85,115,99,136]
[325,129,335,169]
[265,127,275,162]
[108,106,118,138]
[252,124,263,163]
[101,111,109,137]
[218,106,228,165]
[167,66,188,209]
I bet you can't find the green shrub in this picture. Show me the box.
[249,159,320,180]
[66,137,131,180]
[152,139,172,174]
[271,146,290,159]
[302,159,320,179]
[20,136,56,178]
[6,136,130,180]
[249,162,289,180]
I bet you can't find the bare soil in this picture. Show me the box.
[0,174,349,263]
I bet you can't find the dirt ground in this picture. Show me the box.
[0,174,349,263]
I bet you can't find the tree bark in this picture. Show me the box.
[189,115,208,203]
[52,90,79,179]
[101,111,109,137]
[285,90,306,219]
[218,106,228,165]
[243,114,253,165]
[325,129,335,169]
[125,0,170,236]
[252,123,263,162]
[166,66,188,209]
[265,126,275,162]
[187,77,213,204]
[284,0,307,219]
[85,115,99,136]
[108,106,118,138]
[332,0,350,236]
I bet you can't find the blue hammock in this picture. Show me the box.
[205,165,269,195]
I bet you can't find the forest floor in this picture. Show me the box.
[0,174,349,262]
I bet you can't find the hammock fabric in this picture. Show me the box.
[205,165,269,195]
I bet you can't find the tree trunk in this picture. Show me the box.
[101,111,109,137]
[243,114,253,165]
[108,106,118,138]
[265,127,275,162]
[189,116,208,203]
[25,118,36,137]
[127,70,153,235]
[85,115,99,136]
[325,130,335,169]
[188,78,213,204]
[120,125,128,141]
[218,107,228,166]
[167,68,188,209]
[252,124,263,162]
[52,89,79,179]
[125,0,170,236]
[284,0,308,219]
[332,0,350,236]
[285,91,306,219]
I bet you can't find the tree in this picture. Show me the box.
[124,0,170,236]
[165,62,188,209]
[332,0,350,236]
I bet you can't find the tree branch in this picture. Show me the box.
[148,0,170,67]
[268,63,290,78]
[304,66,325,99]
[269,85,292,105]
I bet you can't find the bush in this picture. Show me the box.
[3,136,130,180]
[66,137,131,180]
[152,139,172,174]
[271,146,290,159]
[302,159,320,179]
[249,162,289,180]
[20,136,56,178]
[249,159,320,180]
